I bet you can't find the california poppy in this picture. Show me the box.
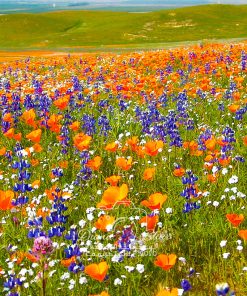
[116,157,132,171]
[84,261,109,282]
[126,136,139,151]
[105,142,118,152]
[30,158,40,167]
[4,128,15,139]
[141,193,167,210]
[32,180,40,189]
[0,190,14,210]
[73,133,92,151]
[139,215,159,232]
[89,291,110,296]
[11,252,25,265]
[86,156,102,171]
[156,288,179,296]
[173,167,185,177]
[243,136,247,146]
[228,104,240,113]
[205,138,217,151]
[0,147,6,156]
[54,96,69,110]
[154,254,177,271]
[143,168,156,180]
[61,256,76,268]
[3,113,13,123]
[218,157,231,167]
[238,230,247,240]
[26,129,42,143]
[25,252,39,263]
[33,143,43,152]
[226,214,244,227]
[95,215,115,232]
[145,140,163,156]
[69,121,80,131]
[105,175,121,186]
[21,109,36,128]
[47,114,62,133]
[97,184,129,209]
[207,174,217,183]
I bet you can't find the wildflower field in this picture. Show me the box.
[0,42,246,296]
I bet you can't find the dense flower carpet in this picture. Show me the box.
[0,43,246,296]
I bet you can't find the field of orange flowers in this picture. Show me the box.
[0,43,246,296]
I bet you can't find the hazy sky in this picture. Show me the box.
[1,0,247,4]
[1,0,247,2]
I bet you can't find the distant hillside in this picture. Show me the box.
[1,4,247,49]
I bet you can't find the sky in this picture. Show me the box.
[1,0,247,3]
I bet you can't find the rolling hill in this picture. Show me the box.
[1,4,247,50]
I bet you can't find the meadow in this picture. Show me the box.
[1,5,247,50]
[0,40,246,296]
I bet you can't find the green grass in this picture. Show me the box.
[1,4,247,50]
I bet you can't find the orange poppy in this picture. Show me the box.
[11,252,25,265]
[205,138,217,151]
[105,175,121,186]
[21,109,36,128]
[45,185,57,200]
[116,157,132,171]
[32,180,40,189]
[204,154,214,162]
[47,114,62,133]
[238,230,247,240]
[135,146,146,158]
[126,136,139,151]
[204,162,213,170]
[145,140,163,156]
[37,208,50,218]
[4,128,15,139]
[226,214,244,227]
[25,252,39,263]
[73,133,92,151]
[207,174,218,183]
[154,254,177,271]
[97,184,129,209]
[105,142,118,152]
[0,190,14,210]
[141,193,167,210]
[33,143,43,152]
[228,104,240,113]
[69,121,80,131]
[3,113,13,123]
[243,136,247,146]
[59,160,68,169]
[139,215,159,232]
[89,291,110,296]
[156,289,179,296]
[13,132,22,142]
[86,156,102,171]
[173,167,185,177]
[95,215,115,232]
[143,168,156,180]
[188,140,198,151]
[61,256,76,268]
[54,97,69,110]
[0,147,6,156]
[30,158,40,166]
[26,129,42,143]
[84,261,109,282]
[218,157,231,166]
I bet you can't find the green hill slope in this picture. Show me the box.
[1,4,247,49]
